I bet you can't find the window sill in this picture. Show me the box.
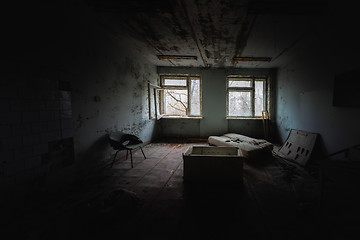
[160,116,203,119]
[226,117,265,120]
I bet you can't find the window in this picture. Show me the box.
[159,75,201,117]
[227,76,269,118]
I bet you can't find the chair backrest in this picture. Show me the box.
[109,131,126,142]
[109,132,127,150]
[108,131,143,150]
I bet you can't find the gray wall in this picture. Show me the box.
[1,1,158,198]
[275,3,360,155]
[157,67,276,140]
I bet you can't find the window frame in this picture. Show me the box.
[226,75,270,119]
[159,74,202,118]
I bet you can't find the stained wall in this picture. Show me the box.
[1,1,158,198]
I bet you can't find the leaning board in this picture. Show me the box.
[277,129,318,166]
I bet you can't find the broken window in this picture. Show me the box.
[227,76,269,118]
[159,75,201,117]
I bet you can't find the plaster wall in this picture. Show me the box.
[1,1,158,197]
[275,3,360,154]
[56,4,159,173]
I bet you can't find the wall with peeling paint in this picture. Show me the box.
[1,1,158,198]
[275,3,360,155]
[66,6,158,174]
[72,51,158,174]
[157,67,275,139]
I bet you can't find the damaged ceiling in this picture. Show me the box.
[88,0,330,68]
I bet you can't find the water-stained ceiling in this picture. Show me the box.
[88,0,329,68]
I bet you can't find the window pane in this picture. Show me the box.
[255,81,264,116]
[189,79,201,116]
[164,89,188,116]
[228,79,251,88]
[163,78,187,86]
[228,91,251,116]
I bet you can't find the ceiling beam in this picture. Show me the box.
[233,57,272,62]
[180,0,208,67]
[157,55,198,60]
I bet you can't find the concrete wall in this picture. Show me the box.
[157,67,276,140]
[1,1,158,198]
[275,3,360,155]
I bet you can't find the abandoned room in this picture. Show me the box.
[1,0,360,239]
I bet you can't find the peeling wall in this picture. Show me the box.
[275,3,360,155]
[1,1,158,197]
[65,3,158,174]
[72,50,158,173]
[157,67,275,139]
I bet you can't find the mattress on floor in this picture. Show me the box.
[208,133,273,159]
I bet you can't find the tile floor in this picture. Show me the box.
[4,140,347,240]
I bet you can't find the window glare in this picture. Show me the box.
[227,77,268,118]
[164,78,187,86]
[228,91,251,116]
[190,79,201,115]
[255,81,264,116]
[228,80,251,88]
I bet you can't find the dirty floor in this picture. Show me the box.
[3,140,350,240]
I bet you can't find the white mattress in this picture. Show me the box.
[208,133,273,159]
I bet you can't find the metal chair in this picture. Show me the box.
[109,131,146,168]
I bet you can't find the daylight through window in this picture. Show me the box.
[159,75,201,117]
[227,76,269,118]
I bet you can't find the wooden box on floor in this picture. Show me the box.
[183,146,244,182]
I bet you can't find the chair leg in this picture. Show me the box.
[111,150,120,168]
[140,147,146,159]
[130,150,133,168]
[126,150,129,160]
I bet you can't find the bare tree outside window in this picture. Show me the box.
[160,75,201,117]
[165,89,188,115]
